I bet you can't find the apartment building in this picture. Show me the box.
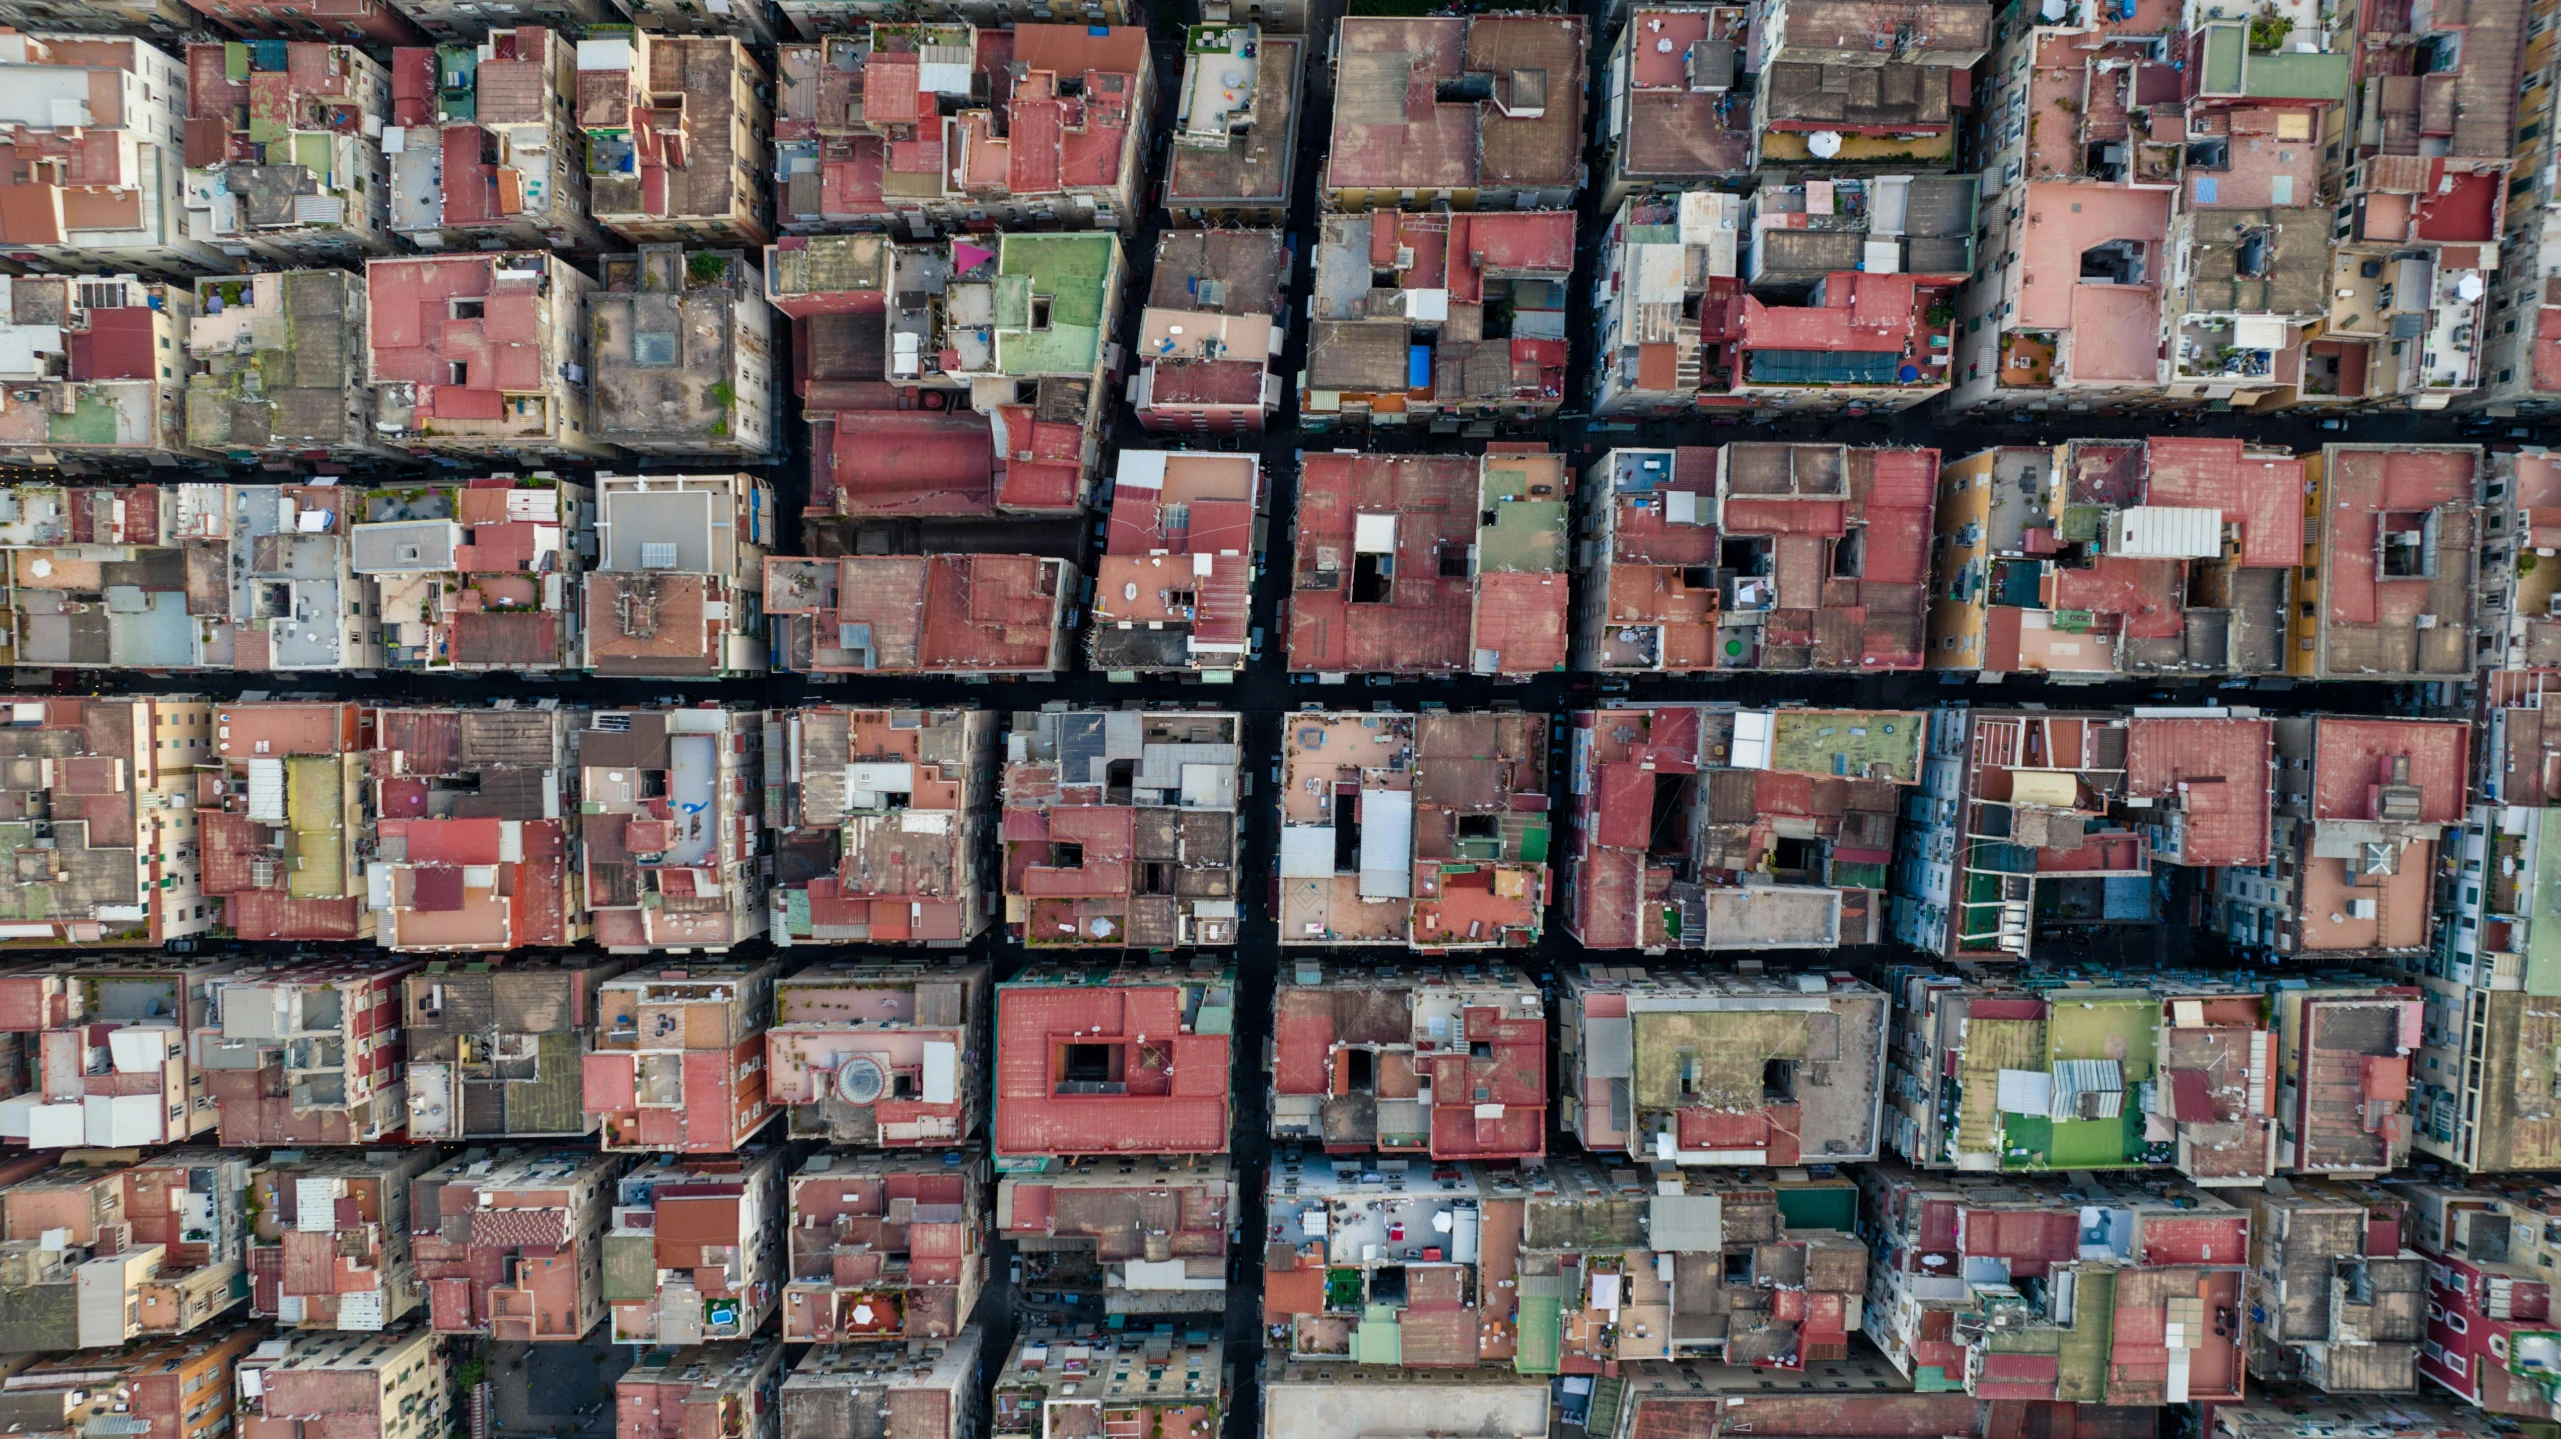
[2238,1180,2423,1393]
[767,554,1079,678]
[991,1331,1223,1439]
[2320,0,2520,410]
[1568,444,1934,672]
[396,0,624,41]
[1926,439,2302,679]
[386,28,609,252]
[1131,235,1285,433]
[364,253,609,460]
[1321,15,1585,211]
[991,964,1233,1168]
[183,0,420,41]
[781,1151,986,1342]
[1290,451,1570,676]
[779,1333,984,1439]
[1270,962,1544,1160]
[1862,1164,2248,1401]
[352,476,591,675]
[1555,966,1885,1165]
[777,0,1147,31]
[0,276,206,470]
[401,957,626,1140]
[2410,673,2561,1174]
[1890,707,2167,961]
[1000,709,1240,950]
[0,0,191,35]
[1302,211,1573,430]
[2217,715,2470,959]
[187,271,396,462]
[572,30,769,245]
[1164,24,1298,224]
[1594,6,1751,208]
[1089,451,1259,676]
[198,958,414,1145]
[181,42,391,261]
[590,245,776,460]
[996,1158,1231,1316]
[773,24,1152,234]
[1509,1158,1865,1370]
[615,1342,783,1439]
[366,705,582,953]
[584,961,778,1152]
[766,707,995,947]
[0,1327,261,1439]
[234,1327,446,1439]
[1258,1365,1544,1439]
[199,703,374,943]
[603,1149,785,1345]
[582,473,770,679]
[768,230,1123,533]
[0,1150,247,1347]
[1749,0,1990,172]
[0,37,225,278]
[0,698,218,948]
[1560,705,1918,950]
[2286,444,2485,681]
[1277,710,1552,949]
[247,1148,434,1332]
[0,959,239,1143]
[412,1147,620,1342]
[766,961,988,1147]
[2392,1177,2561,1420]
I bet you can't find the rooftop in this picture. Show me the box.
[1091,452,1258,676]
[2312,445,2481,680]
[1564,967,1888,1164]
[1290,450,1571,676]
[1613,6,1750,184]
[1326,15,1586,196]
[180,41,385,249]
[774,25,1145,228]
[365,253,572,443]
[991,964,1234,1162]
[771,554,1068,676]
[186,271,375,455]
[1000,709,1241,950]
[1270,960,1545,1159]
[2123,713,2273,866]
[1278,711,1553,949]
[1166,27,1297,207]
[767,707,990,948]
[574,31,761,231]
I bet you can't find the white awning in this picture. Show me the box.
[1358,789,1414,899]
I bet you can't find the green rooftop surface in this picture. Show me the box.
[1513,1294,1561,1374]
[48,392,120,447]
[1774,1184,1857,1231]
[995,233,1116,377]
[2046,991,2157,1080]
[1770,710,1925,782]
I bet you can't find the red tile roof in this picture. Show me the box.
[2123,715,2272,866]
[993,982,1230,1157]
[2309,716,2469,823]
[2142,438,2304,568]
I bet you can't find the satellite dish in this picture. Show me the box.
[834,1056,887,1106]
[1808,132,1844,158]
